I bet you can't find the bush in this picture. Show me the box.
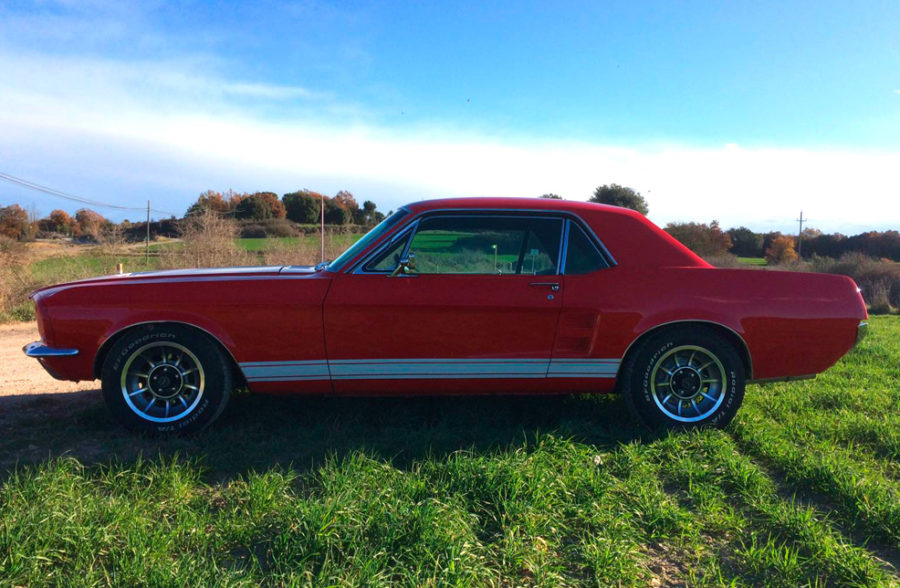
[809,252,900,313]
[239,219,298,238]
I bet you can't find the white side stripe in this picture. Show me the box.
[239,358,620,382]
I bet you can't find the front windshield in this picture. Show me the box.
[326,208,410,272]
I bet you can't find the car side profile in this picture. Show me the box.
[24,197,868,433]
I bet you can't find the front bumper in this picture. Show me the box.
[23,341,79,358]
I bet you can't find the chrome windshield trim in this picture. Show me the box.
[23,342,79,357]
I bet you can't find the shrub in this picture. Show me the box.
[765,235,798,264]
[166,210,252,269]
[808,252,900,312]
[664,221,733,258]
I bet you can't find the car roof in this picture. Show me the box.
[404,196,641,218]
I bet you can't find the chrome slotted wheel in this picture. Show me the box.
[120,342,206,423]
[650,345,727,423]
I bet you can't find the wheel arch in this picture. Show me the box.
[93,320,245,385]
[617,320,753,382]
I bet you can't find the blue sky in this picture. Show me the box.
[1,1,898,232]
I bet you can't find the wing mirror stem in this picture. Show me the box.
[390,252,417,277]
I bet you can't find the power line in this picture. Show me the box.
[0,171,177,217]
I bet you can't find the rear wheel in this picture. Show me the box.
[622,327,745,429]
[101,325,232,434]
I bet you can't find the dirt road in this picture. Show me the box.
[0,322,99,397]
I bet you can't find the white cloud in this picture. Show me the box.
[0,50,898,233]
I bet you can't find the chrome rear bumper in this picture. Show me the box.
[855,321,868,347]
[23,341,79,357]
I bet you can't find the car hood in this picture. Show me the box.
[31,265,319,298]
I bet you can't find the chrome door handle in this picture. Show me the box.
[529,282,560,291]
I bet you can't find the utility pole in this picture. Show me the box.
[796,210,806,258]
[320,193,325,263]
[146,200,151,265]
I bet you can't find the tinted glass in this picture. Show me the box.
[565,222,607,274]
[408,215,562,275]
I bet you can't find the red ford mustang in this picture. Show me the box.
[24,197,868,433]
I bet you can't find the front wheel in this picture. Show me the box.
[101,325,232,434]
[621,327,745,429]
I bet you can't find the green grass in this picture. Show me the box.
[237,234,361,252]
[738,257,768,266]
[1,318,899,585]
[28,254,163,282]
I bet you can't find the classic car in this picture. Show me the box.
[24,197,868,433]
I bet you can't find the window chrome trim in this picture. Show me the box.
[558,220,572,275]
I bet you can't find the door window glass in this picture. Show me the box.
[407,215,562,275]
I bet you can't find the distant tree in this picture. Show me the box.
[361,200,379,225]
[74,209,107,241]
[333,190,362,223]
[765,235,799,264]
[186,190,234,217]
[283,190,325,224]
[234,192,286,221]
[324,198,352,225]
[664,220,733,258]
[590,184,649,215]
[540,193,562,199]
[48,209,74,235]
[0,204,29,240]
[727,226,764,257]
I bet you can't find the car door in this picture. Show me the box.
[323,212,566,394]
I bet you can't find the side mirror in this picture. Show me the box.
[390,252,417,277]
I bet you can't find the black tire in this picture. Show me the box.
[101,324,232,434]
[621,327,745,429]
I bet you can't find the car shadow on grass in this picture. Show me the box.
[0,388,648,481]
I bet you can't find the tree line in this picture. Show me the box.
[0,188,387,242]
[2,184,898,263]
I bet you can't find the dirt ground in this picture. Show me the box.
[0,321,99,397]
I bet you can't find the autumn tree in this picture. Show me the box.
[186,190,235,217]
[664,221,733,258]
[74,208,107,241]
[0,204,29,240]
[324,198,352,225]
[48,209,74,235]
[765,234,799,264]
[590,184,649,215]
[234,192,286,221]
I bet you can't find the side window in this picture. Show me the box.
[406,215,562,275]
[364,232,412,272]
[565,222,608,274]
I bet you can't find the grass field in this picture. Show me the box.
[1,317,898,585]
[738,257,768,266]
[237,234,361,252]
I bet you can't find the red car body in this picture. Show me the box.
[27,198,867,404]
